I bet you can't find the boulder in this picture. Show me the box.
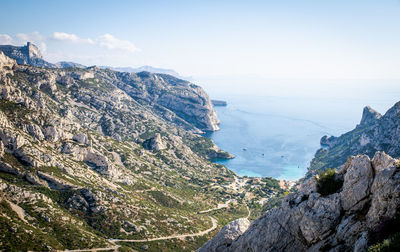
[371,151,396,173]
[73,133,88,145]
[198,218,250,252]
[26,123,44,141]
[340,155,374,212]
[84,151,109,169]
[142,133,167,151]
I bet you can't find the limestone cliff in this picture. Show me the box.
[0,42,55,68]
[309,101,400,177]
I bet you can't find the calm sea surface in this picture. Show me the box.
[198,78,400,180]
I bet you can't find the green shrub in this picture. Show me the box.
[369,232,400,252]
[148,191,180,208]
[314,168,343,196]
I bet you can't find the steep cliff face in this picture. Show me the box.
[201,152,400,251]
[309,101,400,177]
[0,42,55,68]
[0,43,220,132]
[96,69,220,132]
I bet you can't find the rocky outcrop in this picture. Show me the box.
[142,133,167,151]
[26,123,45,141]
[72,133,89,145]
[84,151,109,169]
[359,106,382,126]
[203,152,400,251]
[66,188,104,214]
[0,42,55,68]
[37,171,77,191]
[0,161,20,175]
[199,218,250,252]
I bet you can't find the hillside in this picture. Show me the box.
[0,46,285,251]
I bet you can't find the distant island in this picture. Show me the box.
[211,100,227,106]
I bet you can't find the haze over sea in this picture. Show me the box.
[198,77,400,180]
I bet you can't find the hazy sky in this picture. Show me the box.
[1,0,400,79]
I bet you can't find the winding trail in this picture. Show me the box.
[245,204,251,219]
[198,200,232,214]
[110,216,217,243]
[59,242,120,252]
[59,202,225,251]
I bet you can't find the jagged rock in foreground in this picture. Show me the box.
[199,218,250,252]
[201,152,400,251]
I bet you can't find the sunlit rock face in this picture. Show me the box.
[309,101,400,178]
[202,152,400,252]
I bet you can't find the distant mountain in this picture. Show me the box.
[306,102,400,178]
[0,42,193,82]
[0,42,87,69]
[54,61,86,69]
[101,65,192,80]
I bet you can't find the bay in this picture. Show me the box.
[198,77,400,180]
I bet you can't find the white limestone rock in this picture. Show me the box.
[199,218,250,252]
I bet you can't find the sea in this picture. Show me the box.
[196,77,400,180]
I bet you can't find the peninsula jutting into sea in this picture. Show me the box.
[1,1,400,251]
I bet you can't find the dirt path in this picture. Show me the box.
[245,204,251,219]
[60,201,227,250]
[198,200,232,214]
[110,216,217,243]
[59,245,120,252]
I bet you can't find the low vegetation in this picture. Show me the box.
[314,168,343,196]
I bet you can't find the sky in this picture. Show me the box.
[1,0,400,79]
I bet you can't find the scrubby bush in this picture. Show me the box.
[369,232,400,252]
[314,168,343,196]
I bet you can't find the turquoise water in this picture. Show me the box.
[198,78,400,180]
